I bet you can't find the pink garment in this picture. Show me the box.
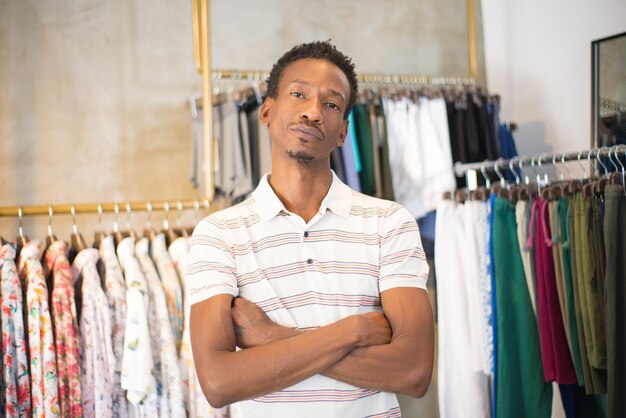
[43,241,83,418]
[533,198,577,384]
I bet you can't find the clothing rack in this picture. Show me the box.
[453,145,626,178]
[0,198,210,218]
[208,69,476,86]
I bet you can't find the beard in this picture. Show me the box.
[287,149,314,165]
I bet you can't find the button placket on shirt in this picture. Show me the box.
[302,230,313,267]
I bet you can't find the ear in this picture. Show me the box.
[260,97,274,126]
[336,118,349,147]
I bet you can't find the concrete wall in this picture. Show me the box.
[0,0,481,246]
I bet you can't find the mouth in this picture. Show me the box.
[290,124,323,141]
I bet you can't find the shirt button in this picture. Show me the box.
[304,231,309,238]
[306,258,313,264]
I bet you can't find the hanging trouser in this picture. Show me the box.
[492,197,552,418]
[603,185,626,417]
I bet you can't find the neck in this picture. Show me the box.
[268,161,333,223]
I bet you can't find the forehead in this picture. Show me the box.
[279,58,350,98]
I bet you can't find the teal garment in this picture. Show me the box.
[352,104,376,196]
[559,196,585,385]
[348,111,361,173]
[493,198,552,418]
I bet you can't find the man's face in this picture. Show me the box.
[260,58,350,166]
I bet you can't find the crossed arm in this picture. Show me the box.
[190,287,434,408]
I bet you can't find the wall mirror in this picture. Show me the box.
[591,31,626,150]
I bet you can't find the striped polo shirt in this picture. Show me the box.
[187,171,429,418]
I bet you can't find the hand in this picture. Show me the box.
[231,297,295,348]
[352,312,392,347]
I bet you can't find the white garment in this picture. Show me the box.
[461,201,489,373]
[435,200,491,418]
[117,238,158,418]
[135,238,186,418]
[100,236,129,418]
[73,248,115,418]
[515,201,537,316]
[383,97,456,219]
[169,237,219,418]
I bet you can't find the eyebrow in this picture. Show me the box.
[290,80,346,102]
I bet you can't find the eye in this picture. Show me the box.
[325,102,340,110]
[290,91,304,98]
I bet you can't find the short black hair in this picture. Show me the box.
[266,40,358,119]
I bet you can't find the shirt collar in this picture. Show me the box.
[252,170,352,222]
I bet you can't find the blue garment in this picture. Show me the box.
[489,193,498,418]
[498,123,521,183]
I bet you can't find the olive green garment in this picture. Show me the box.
[493,198,552,418]
[376,103,395,201]
[582,197,607,370]
[565,197,608,416]
[560,196,585,385]
[572,193,607,394]
[368,104,383,198]
[352,104,376,196]
[603,185,626,417]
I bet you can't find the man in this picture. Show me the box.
[187,41,434,418]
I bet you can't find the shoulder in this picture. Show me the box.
[349,191,411,220]
[192,197,259,238]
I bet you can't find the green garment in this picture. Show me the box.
[493,198,552,418]
[603,185,626,416]
[352,104,376,196]
[559,196,585,385]
[571,193,607,394]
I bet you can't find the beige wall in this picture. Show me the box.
[0,0,482,244]
[482,0,626,166]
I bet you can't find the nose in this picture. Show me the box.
[300,96,322,123]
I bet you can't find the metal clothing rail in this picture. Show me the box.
[209,69,477,86]
[0,198,210,218]
[453,145,626,178]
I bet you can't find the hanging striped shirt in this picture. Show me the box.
[187,171,429,418]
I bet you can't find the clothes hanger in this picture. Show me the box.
[45,206,57,249]
[93,204,105,249]
[605,145,624,187]
[173,201,189,238]
[583,150,601,197]
[537,153,555,201]
[112,204,126,247]
[490,159,509,199]
[591,147,611,197]
[609,145,626,194]
[143,202,157,241]
[15,207,29,258]
[471,162,491,201]
[70,206,87,253]
[121,202,137,241]
[162,202,179,246]
[507,157,523,203]
[565,151,586,196]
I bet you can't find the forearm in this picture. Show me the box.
[267,326,430,396]
[193,314,358,408]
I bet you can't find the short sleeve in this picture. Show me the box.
[378,203,429,293]
[186,216,239,305]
